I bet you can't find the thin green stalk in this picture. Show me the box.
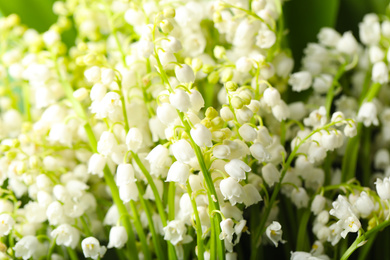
[357,232,377,260]
[186,183,205,260]
[129,201,152,260]
[22,84,31,122]
[46,238,56,260]
[135,181,166,260]
[66,247,79,260]
[325,63,346,119]
[131,151,177,260]
[296,209,311,251]
[341,219,390,260]
[168,182,176,221]
[360,127,371,186]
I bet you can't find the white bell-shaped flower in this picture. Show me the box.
[87,153,106,177]
[354,191,374,218]
[126,128,143,152]
[166,161,190,185]
[288,71,312,92]
[14,236,43,260]
[291,187,309,208]
[175,64,195,83]
[169,88,191,112]
[266,221,285,247]
[213,145,231,159]
[157,103,178,125]
[171,139,195,164]
[243,184,262,207]
[263,87,281,107]
[261,163,280,187]
[119,182,139,203]
[311,195,326,215]
[51,224,80,249]
[224,159,251,181]
[191,124,212,148]
[0,214,14,236]
[163,220,193,245]
[81,237,107,260]
[97,131,117,156]
[84,66,101,83]
[357,102,378,127]
[107,226,128,249]
[375,177,390,200]
[336,31,359,55]
[372,61,389,84]
[189,89,205,112]
[220,177,246,206]
[250,143,271,163]
[116,164,136,185]
[161,36,182,53]
[238,124,257,142]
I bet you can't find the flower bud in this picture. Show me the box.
[191,124,213,147]
[108,226,128,249]
[175,64,195,83]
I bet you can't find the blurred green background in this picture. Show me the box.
[1,0,389,68]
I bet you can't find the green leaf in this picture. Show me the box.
[0,0,57,32]
[283,0,339,69]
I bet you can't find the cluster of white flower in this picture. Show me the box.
[1,0,390,259]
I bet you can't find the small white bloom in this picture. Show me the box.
[169,88,191,112]
[304,106,327,128]
[171,139,195,164]
[336,31,359,55]
[175,64,195,83]
[126,128,143,152]
[311,195,326,215]
[271,101,290,121]
[97,131,117,156]
[107,226,128,249]
[51,224,80,249]
[354,191,374,218]
[256,29,276,49]
[266,221,285,247]
[372,61,389,84]
[344,121,357,137]
[0,214,14,236]
[166,161,190,185]
[225,159,251,181]
[81,237,107,260]
[250,143,271,163]
[163,220,192,245]
[191,124,213,147]
[375,177,390,200]
[161,36,182,53]
[88,153,106,177]
[213,145,231,159]
[157,103,178,125]
[119,182,139,202]
[243,184,262,207]
[220,177,246,206]
[357,102,378,127]
[289,71,312,92]
[158,50,176,67]
[84,66,101,83]
[318,27,341,47]
[263,87,281,107]
[313,74,333,94]
[221,106,234,122]
[116,164,136,185]
[189,89,204,112]
[261,163,280,187]
[14,236,43,260]
[291,188,309,208]
[235,57,252,73]
[238,124,257,142]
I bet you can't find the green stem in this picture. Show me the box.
[66,247,79,260]
[129,200,152,260]
[168,182,176,221]
[46,238,56,260]
[341,220,390,260]
[296,209,311,251]
[186,183,205,260]
[357,232,377,260]
[131,151,177,260]
[135,181,166,260]
[325,63,346,119]
[342,123,363,182]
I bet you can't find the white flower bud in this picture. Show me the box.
[161,36,182,53]
[73,88,88,101]
[97,131,117,156]
[372,61,389,84]
[250,143,271,163]
[357,102,378,127]
[48,123,73,147]
[369,45,385,63]
[313,74,333,94]
[354,191,374,218]
[158,50,176,67]
[101,68,115,85]
[43,30,60,46]
[88,153,106,177]
[220,106,234,122]
[166,161,190,185]
[344,121,357,137]
[119,182,139,202]
[84,66,101,83]
[107,226,128,249]
[235,57,252,73]
[163,220,192,245]
[169,88,191,112]
[14,236,43,260]
[137,40,154,58]
[239,124,257,142]
[291,187,309,208]
[126,127,143,152]
[317,27,340,47]
[375,177,390,200]
[213,145,231,159]
[336,31,359,55]
[82,237,107,260]
[261,163,280,187]
[171,139,195,164]
[189,89,204,112]
[243,184,262,207]
[220,177,245,205]
[116,164,136,185]
[289,71,312,92]
[90,83,107,102]
[191,124,213,147]
[225,159,251,181]
[175,64,195,83]
[263,87,281,107]
[256,29,276,49]
[157,103,178,125]
[311,195,326,215]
